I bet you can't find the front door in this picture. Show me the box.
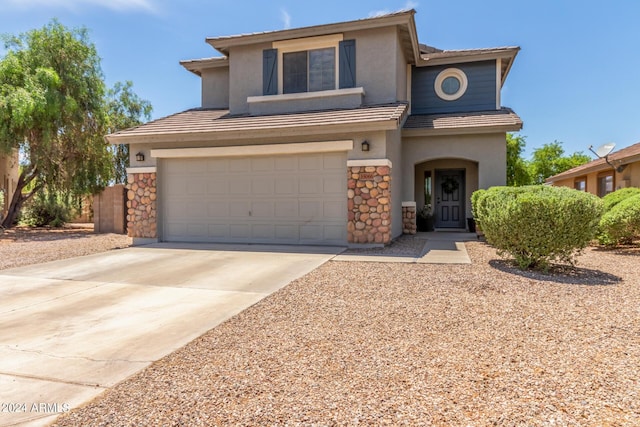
[435,169,465,228]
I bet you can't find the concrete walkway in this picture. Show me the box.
[332,231,475,264]
[0,244,340,427]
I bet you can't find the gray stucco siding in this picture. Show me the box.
[411,60,497,114]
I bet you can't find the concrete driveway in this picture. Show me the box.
[0,243,341,427]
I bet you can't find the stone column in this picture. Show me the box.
[347,160,392,245]
[402,201,417,235]
[126,169,157,242]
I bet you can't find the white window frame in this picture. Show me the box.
[273,34,343,95]
[434,67,468,101]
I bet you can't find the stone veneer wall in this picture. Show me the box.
[347,164,391,244]
[126,172,157,238]
[402,202,417,235]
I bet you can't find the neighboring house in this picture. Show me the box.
[108,9,522,246]
[546,142,640,197]
[0,150,19,218]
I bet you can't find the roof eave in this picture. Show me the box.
[179,57,229,76]
[402,123,522,137]
[106,119,403,145]
[206,10,417,56]
[547,152,640,182]
[418,47,520,83]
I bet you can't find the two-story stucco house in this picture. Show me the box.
[108,10,522,246]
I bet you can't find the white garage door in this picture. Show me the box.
[161,152,347,245]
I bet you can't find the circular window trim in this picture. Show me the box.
[434,68,468,101]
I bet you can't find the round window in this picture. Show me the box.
[434,68,468,101]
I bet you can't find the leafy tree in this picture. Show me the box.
[107,81,152,184]
[506,133,531,186]
[0,21,151,227]
[529,141,591,184]
[0,20,112,228]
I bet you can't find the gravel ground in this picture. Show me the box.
[51,241,640,426]
[0,224,131,270]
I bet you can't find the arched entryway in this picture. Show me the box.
[415,158,478,230]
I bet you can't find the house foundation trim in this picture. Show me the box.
[151,140,353,159]
[126,167,157,174]
[347,159,392,168]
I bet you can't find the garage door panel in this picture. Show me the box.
[275,156,297,171]
[275,178,297,194]
[229,158,250,172]
[323,201,344,218]
[275,201,298,217]
[251,201,274,217]
[299,200,321,218]
[208,202,228,217]
[251,157,275,171]
[187,180,206,195]
[299,155,322,170]
[208,179,229,195]
[229,224,250,239]
[275,225,298,240]
[186,201,207,217]
[251,177,274,195]
[324,225,345,240]
[323,152,345,169]
[208,224,230,238]
[207,159,229,173]
[229,178,251,194]
[229,201,249,217]
[162,152,347,245]
[323,176,344,193]
[299,177,322,194]
[187,223,207,236]
[252,224,275,239]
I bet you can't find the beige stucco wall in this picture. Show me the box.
[344,26,402,106]
[201,67,230,109]
[220,26,405,115]
[551,160,640,196]
[228,42,269,115]
[385,128,403,239]
[401,133,507,218]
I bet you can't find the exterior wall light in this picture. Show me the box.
[136,152,145,162]
[361,140,370,152]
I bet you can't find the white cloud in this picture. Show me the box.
[3,0,160,13]
[369,1,419,18]
[281,9,291,30]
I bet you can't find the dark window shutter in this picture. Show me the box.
[263,48,278,95]
[339,40,356,89]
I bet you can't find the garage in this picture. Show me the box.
[159,150,347,245]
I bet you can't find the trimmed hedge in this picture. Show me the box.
[472,185,603,270]
[601,187,640,211]
[597,193,640,246]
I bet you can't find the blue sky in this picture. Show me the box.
[1,0,638,158]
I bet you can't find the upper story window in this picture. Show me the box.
[283,47,336,93]
[263,34,356,96]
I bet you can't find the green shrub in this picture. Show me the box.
[597,194,640,246]
[21,195,71,228]
[473,185,603,270]
[601,187,640,211]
